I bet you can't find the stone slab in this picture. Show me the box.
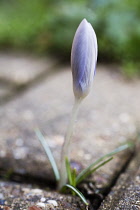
[99,143,140,210]
[0,65,140,195]
[0,81,13,102]
[0,53,56,86]
[0,53,57,104]
[0,181,86,210]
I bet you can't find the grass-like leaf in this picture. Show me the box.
[65,157,77,188]
[76,157,113,185]
[64,184,89,206]
[65,157,73,186]
[35,129,60,181]
[71,168,77,187]
[76,143,131,185]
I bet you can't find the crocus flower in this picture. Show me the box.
[71,18,98,99]
[59,19,98,190]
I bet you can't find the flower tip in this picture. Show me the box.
[81,18,88,26]
[82,18,87,22]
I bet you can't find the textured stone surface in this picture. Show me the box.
[0,53,57,104]
[0,181,86,210]
[0,53,56,86]
[1,53,140,209]
[0,64,139,190]
[0,81,13,101]
[99,143,140,210]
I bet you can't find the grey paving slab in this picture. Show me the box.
[0,53,56,86]
[0,53,57,103]
[0,81,13,101]
[0,181,86,210]
[0,65,140,194]
[99,144,140,210]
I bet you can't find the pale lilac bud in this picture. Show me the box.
[71,19,98,99]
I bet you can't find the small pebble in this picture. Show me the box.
[36,202,46,208]
[31,189,43,194]
[15,138,24,147]
[0,193,4,199]
[22,110,34,120]
[119,113,130,123]
[40,197,46,202]
[13,147,29,159]
[0,150,6,158]
[47,200,58,207]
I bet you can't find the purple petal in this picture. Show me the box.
[71,19,98,99]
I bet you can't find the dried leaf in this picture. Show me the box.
[4,207,11,210]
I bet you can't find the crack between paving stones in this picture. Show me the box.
[0,62,61,106]
[0,64,139,209]
[0,169,57,190]
[96,143,137,209]
[0,138,138,210]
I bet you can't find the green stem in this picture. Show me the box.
[58,98,82,190]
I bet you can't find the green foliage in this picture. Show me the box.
[92,0,140,76]
[65,143,131,187]
[35,129,60,182]
[65,157,77,187]
[63,184,89,206]
[0,0,139,75]
[76,143,131,185]
[36,129,133,205]
[65,156,113,187]
[122,62,140,79]
[0,0,47,49]
[76,157,113,185]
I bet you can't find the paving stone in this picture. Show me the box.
[99,143,140,210]
[0,53,56,86]
[0,181,86,210]
[0,53,57,104]
[0,65,140,198]
[0,82,13,101]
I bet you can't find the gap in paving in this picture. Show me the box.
[98,137,140,209]
[0,168,57,190]
[97,137,139,209]
[0,61,62,106]
[81,141,136,209]
[0,62,139,209]
[0,137,138,210]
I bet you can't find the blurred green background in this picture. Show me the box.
[0,0,140,77]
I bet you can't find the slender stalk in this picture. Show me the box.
[58,98,82,190]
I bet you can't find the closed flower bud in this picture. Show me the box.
[71,18,98,99]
